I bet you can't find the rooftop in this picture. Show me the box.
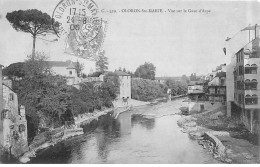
[46,60,77,68]
[188,80,205,86]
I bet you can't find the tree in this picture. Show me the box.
[123,68,126,72]
[82,73,87,78]
[127,70,135,77]
[6,9,59,60]
[134,62,156,80]
[13,53,73,132]
[165,79,188,96]
[131,78,167,101]
[75,60,84,77]
[190,73,197,81]
[88,71,102,77]
[23,52,51,77]
[2,62,25,79]
[95,50,108,73]
[181,74,190,84]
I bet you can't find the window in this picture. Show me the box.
[200,104,204,111]
[9,93,14,101]
[69,71,72,75]
[220,79,225,86]
[209,88,215,94]
[245,79,258,90]
[245,94,258,105]
[245,64,258,74]
[19,124,26,132]
[1,110,9,120]
[250,51,259,58]
[12,131,19,140]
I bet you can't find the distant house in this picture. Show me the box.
[155,77,166,84]
[187,81,206,113]
[47,60,81,86]
[0,65,28,157]
[187,65,227,114]
[155,76,182,84]
[207,70,226,104]
[47,60,78,77]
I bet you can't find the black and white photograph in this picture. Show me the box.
[0,0,259,164]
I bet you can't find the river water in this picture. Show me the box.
[28,98,220,164]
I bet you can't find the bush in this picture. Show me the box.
[70,79,118,116]
[165,79,188,96]
[131,78,167,101]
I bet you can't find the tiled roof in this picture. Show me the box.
[46,60,77,68]
[67,61,76,69]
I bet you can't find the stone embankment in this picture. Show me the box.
[74,108,114,126]
[19,127,84,163]
[19,107,116,163]
[177,115,232,163]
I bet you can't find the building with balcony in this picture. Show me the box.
[206,66,226,104]
[233,37,260,134]
[187,81,206,113]
[187,64,228,114]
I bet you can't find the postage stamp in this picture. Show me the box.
[52,0,107,60]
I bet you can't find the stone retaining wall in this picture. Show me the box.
[203,132,227,161]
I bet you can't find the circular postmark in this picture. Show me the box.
[52,0,107,60]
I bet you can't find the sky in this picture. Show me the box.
[0,0,260,77]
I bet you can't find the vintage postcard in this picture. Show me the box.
[0,0,259,164]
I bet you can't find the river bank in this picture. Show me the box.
[177,104,260,164]
[18,106,120,163]
[23,97,220,164]
[9,96,187,164]
[17,98,152,163]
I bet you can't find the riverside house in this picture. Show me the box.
[225,24,260,134]
[187,64,227,113]
[0,65,28,157]
[187,80,206,113]
[206,64,227,105]
[233,37,260,134]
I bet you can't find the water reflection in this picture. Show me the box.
[28,108,220,164]
[117,112,132,135]
[132,114,155,130]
